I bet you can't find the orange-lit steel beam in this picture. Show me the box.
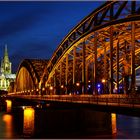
[131,21,136,94]
[82,41,86,94]
[73,46,76,86]
[109,5,114,94]
[110,26,114,94]
[116,40,119,93]
[54,71,56,95]
[94,32,97,95]
[65,54,68,94]
[104,44,107,93]
[60,62,62,87]
[86,62,89,94]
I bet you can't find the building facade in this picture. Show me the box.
[0,45,16,91]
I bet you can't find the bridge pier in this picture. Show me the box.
[6,97,116,138]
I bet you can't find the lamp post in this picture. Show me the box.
[60,85,64,95]
[49,86,53,95]
[102,79,106,94]
[36,89,39,95]
[76,82,80,94]
[42,87,45,95]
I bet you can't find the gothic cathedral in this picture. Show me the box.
[0,45,16,91]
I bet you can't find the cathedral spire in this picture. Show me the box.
[4,44,9,62]
[1,44,12,74]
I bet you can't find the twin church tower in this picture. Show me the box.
[0,45,16,91]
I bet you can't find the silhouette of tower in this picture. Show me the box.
[0,44,15,91]
[1,44,12,74]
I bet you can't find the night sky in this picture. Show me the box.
[0,1,104,73]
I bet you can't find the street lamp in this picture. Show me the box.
[49,86,53,90]
[102,79,106,94]
[42,87,45,91]
[76,82,80,94]
[49,86,53,95]
[76,82,80,87]
[102,79,106,83]
[36,89,39,95]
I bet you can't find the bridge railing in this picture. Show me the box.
[7,94,140,108]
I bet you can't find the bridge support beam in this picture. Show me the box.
[103,44,107,94]
[116,40,119,94]
[73,46,76,93]
[131,21,136,94]
[60,62,62,94]
[94,32,97,95]
[110,26,114,94]
[65,54,68,94]
[54,71,56,95]
[86,63,88,94]
[82,41,86,94]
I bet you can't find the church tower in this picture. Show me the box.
[0,44,15,91]
[1,44,12,74]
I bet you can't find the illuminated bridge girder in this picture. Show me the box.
[15,59,48,94]
[13,1,140,96]
[45,20,140,95]
[42,1,140,95]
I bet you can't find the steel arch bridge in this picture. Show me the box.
[15,59,48,93]
[13,1,140,96]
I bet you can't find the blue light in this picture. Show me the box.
[88,85,91,88]
[97,84,101,88]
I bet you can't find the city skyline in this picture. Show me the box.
[0,1,103,73]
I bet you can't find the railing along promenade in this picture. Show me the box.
[7,94,140,109]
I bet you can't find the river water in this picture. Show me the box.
[1,101,140,139]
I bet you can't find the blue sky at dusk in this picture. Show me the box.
[0,1,104,73]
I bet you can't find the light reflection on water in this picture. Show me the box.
[116,115,140,139]
[111,113,117,134]
[5,100,12,113]
[23,107,35,136]
[2,114,13,138]
[1,108,140,138]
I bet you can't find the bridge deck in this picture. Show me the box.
[7,94,140,109]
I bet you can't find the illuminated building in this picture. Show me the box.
[0,44,16,91]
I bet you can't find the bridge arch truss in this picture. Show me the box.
[43,1,140,95]
[15,59,48,94]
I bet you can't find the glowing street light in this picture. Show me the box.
[49,86,53,90]
[42,87,45,91]
[76,82,80,87]
[102,79,106,83]
[102,79,106,94]
[61,85,64,88]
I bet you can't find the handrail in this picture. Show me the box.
[7,94,140,109]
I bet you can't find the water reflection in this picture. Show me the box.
[2,104,140,139]
[23,107,35,136]
[2,114,13,138]
[5,100,12,113]
[117,115,140,139]
[111,113,117,134]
